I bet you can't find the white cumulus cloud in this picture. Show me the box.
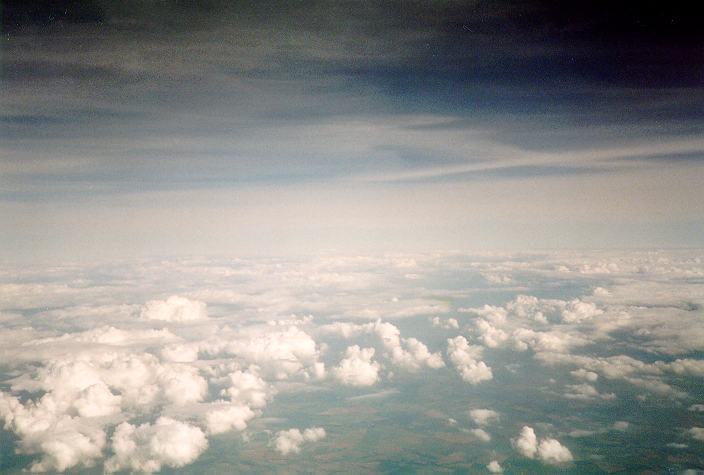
[141,296,207,322]
[469,428,491,442]
[274,427,326,455]
[487,460,503,473]
[447,336,492,384]
[105,417,208,473]
[512,425,538,458]
[431,316,459,329]
[537,437,574,464]
[0,393,106,473]
[512,426,573,465]
[224,369,271,408]
[468,408,499,427]
[571,369,598,382]
[689,427,704,441]
[205,404,256,435]
[206,326,325,380]
[320,320,444,371]
[333,346,381,386]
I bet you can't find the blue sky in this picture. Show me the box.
[2,1,703,261]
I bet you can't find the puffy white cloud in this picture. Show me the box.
[592,287,610,296]
[561,300,602,323]
[73,383,122,418]
[13,354,141,409]
[571,369,598,382]
[158,364,209,406]
[666,358,704,377]
[483,273,512,284]
[368,320,401,351]
[512,426,573,465]
[0,348,212,472]
[447,336,492,384]
[537,437,574,464]
[161,343,200,363]
[28,424,106,472]
[0,392,106,472]
[512,426,538,458]
[2,251,703,471]
[577,262,620,274]
[474,319,508,348]
[583,271,704,356]
[462,295,599,359]
[469,428,491,442]
[205,404,256,435]
[689,427,704,441]
[459,304,507,325]
[564,383,615,401]
[333,346,380,386]
[0,323,184,367]
[105,417,208,473]
[431,316,459,329]
[468,408,499,427]
[487,460,503,473]
[0,294,335,473]
[535,352,688,398]
[507,295,552,323]
[208,326,324,380]
[367,320,446,370]
[511,328,588,353]
[319,321,366,339]
[141,296,207,322]
[78,353,206,407]
[320,320,444,371]
[689,404,704,412]
[274,427,326,455]
[389,337,445,371]
[224,370,271,408]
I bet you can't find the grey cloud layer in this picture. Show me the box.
[2,1,703,258]
[3,1,703,199]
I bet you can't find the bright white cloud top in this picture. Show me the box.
[105,417,208,473]
[447,336,493,384]
[274,427,327,455]
[0,250,703,472]
[141,295,208,322]
[333,346,381,387]
[512,426,573,465]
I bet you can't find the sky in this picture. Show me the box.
[2,6,704,471]
[2,0,704,261]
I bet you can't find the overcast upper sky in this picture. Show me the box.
[2,0,703,261]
